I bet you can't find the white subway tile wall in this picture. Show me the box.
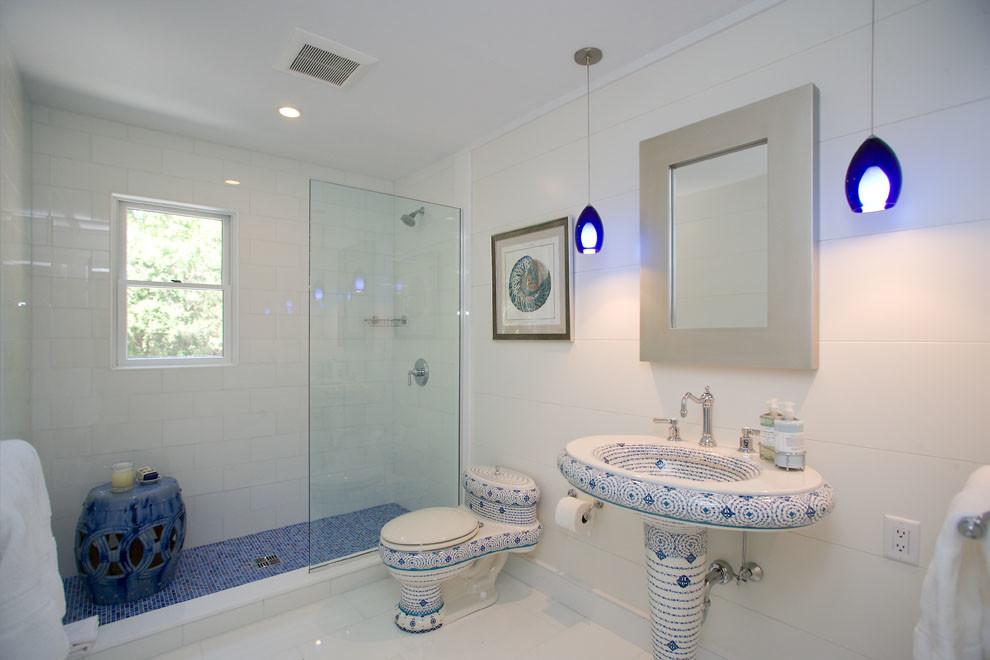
[389,213,461,512]
[393,151,471,513]
[0,46,32,441]
[28,104,394,575]
[463,1,990,659]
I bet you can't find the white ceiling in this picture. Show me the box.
[0,0,770,181]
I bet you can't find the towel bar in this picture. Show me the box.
[957,510,990,539]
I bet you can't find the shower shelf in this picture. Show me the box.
[365,316,407,327]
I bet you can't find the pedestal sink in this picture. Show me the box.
[558,435,835,660]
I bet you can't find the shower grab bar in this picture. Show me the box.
[957,510,990,540]
[365,316,407,327]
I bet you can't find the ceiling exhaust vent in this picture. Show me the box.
[290,45,360,86]
[278,29,377,90]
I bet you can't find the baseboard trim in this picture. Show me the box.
[503,554,652,651]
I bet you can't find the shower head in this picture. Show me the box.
[400,206,425,227]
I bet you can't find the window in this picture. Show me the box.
[112,195,235,368]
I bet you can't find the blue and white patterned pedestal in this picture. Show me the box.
[643,520,708,659]
[391,564,463,633]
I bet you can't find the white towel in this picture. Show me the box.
[0,439,71,660]
[63,616,99,657]
[914,465,990,660]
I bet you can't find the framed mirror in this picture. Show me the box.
[640,84,818,369]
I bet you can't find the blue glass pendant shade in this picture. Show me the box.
[575,204,604,253]
[845,135,902,213]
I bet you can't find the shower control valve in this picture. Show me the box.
[408,358,429,387]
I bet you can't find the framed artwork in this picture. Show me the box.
[491,217,572,340]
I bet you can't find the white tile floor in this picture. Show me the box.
[150,574,652,660]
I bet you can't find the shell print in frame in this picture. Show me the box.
[508,255,551,312]
[490,216,571,340]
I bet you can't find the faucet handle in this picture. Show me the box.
[653,418,682,442]
[738,427,759,454]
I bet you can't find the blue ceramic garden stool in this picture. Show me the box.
[74,477,185,605]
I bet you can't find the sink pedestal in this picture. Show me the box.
[642,519,708,659]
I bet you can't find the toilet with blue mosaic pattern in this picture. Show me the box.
[378,466,542,633]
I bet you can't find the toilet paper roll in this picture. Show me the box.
[555,496,596,534]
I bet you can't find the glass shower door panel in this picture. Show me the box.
[309,181,460,568]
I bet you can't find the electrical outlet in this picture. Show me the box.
[883,514,920,565]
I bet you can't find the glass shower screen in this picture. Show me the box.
[308,180,461,568]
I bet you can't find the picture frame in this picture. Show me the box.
[491,217,573,340]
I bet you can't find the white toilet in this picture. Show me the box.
[378,466,542,633]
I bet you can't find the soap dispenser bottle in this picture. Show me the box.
[758,399,780,462]
[773,401,806,470]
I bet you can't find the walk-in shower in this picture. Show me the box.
[308,181,461,568]
[60,182,462,628]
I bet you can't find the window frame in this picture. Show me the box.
[111,194,237,369]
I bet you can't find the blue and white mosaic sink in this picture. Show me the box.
[558,435,835,659]
[558,435,834,531]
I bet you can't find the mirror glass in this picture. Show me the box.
[671,142,768,329]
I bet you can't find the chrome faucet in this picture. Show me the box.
[681,386,716,447]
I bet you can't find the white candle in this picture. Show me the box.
[111,461,134,492]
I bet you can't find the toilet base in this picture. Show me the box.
[392,573,452,633]
[394,600,445,633]
[390,553,508,633]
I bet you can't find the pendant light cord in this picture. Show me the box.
[586,55,591,206]
[870,0,875,136]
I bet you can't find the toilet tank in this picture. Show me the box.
[462,466,539,525]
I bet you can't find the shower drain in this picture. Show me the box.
[254,554,282,568]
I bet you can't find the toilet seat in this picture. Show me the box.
[380,507,480,552]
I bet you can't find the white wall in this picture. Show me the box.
[0,46,32,440]
[28,105,393,575]
[394,150,473,508]
[467,1,990,658]
[389,196,462,512]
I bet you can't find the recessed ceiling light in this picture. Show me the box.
[278,106,302,118]
[224,179,240,185]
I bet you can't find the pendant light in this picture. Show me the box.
[574,47,604,253]
[845,0,902,213]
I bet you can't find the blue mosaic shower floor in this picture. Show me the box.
[63,503,407,626]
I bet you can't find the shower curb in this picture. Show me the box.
[83,554,386,659]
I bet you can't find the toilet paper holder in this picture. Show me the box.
[567,489,603,520]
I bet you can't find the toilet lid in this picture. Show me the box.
[380,507,479,552]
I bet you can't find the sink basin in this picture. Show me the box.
[592,441,760,482]
[558,435,834,530]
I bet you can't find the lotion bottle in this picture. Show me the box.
[773,401,806,470]
[758,399,780,462]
